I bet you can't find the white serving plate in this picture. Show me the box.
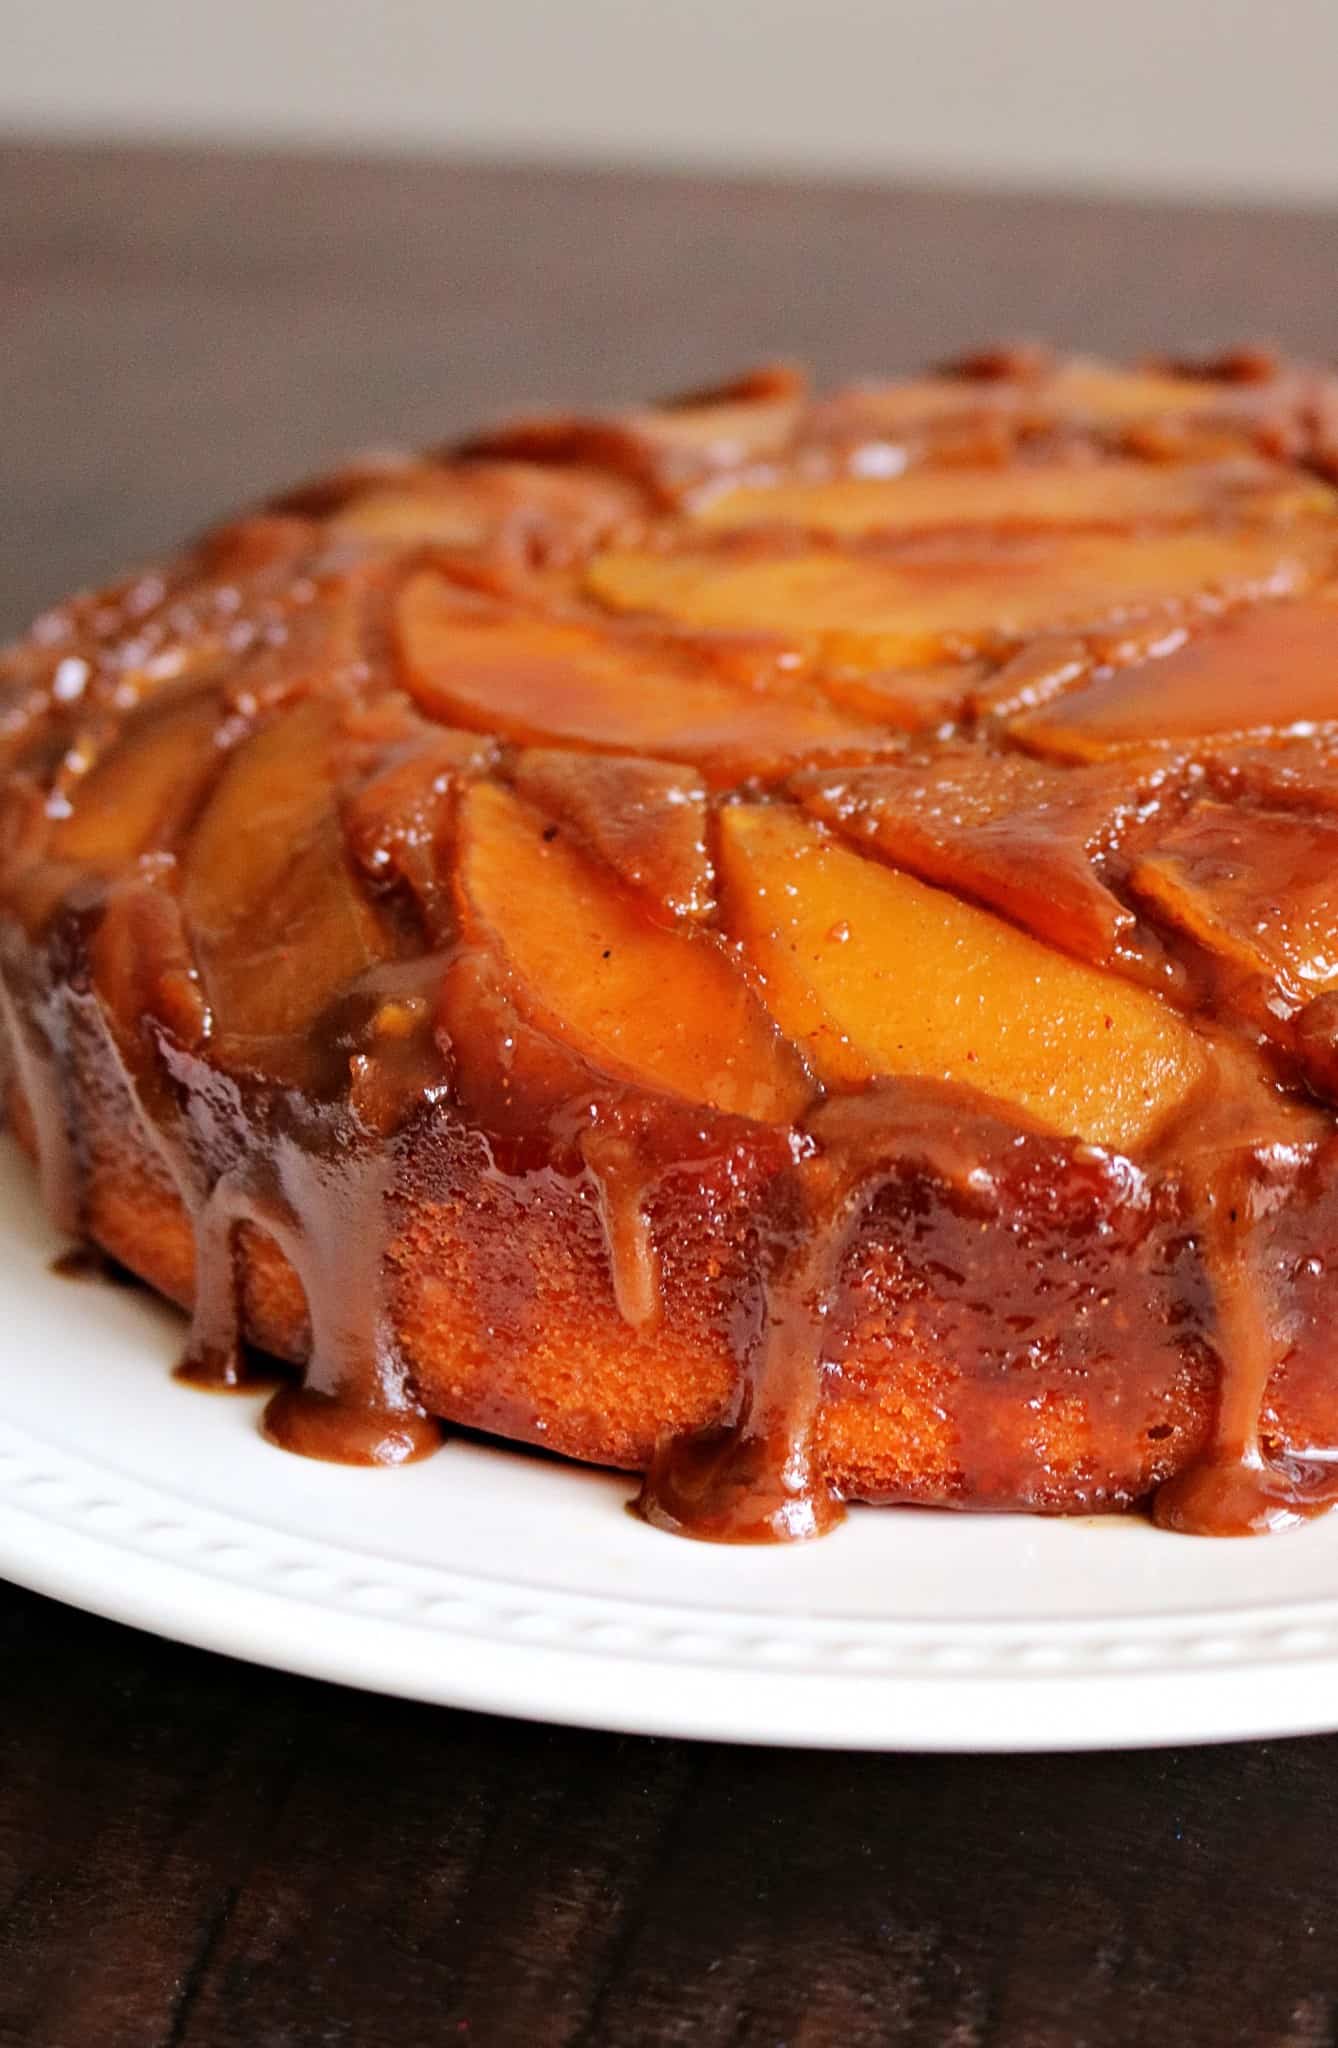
[4,1135,1338,1750]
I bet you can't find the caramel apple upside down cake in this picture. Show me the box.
[11,345,1338,1544]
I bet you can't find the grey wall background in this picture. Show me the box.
[5,0,1338,202]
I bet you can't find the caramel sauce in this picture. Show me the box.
[7,349,1338,1544]
[1152,1074,1338,1534]
[639,1085,1032,1542]
[0,962,84,1235]
[51,1243,136,1286]
[150,1041,444,1466]
[579,1124,663,1330]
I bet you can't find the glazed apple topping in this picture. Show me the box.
[511,748,714,922]
[690,457,1336,539]
[1204,737,1338,814]
[796,352,1334,475]
[341,705,496,939]
[790,749,1159,967]
[1130,802,1338,1011]
[180,699,397,1075]
[453,780,811,1125]
[461,363,809,499]
[394,572,895,783]
[716,801,1205,1150]
[583,525,1330,672]
[1015,596,1338,760]
[330,459,645,565]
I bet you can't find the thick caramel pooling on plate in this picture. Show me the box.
[8,346,1338,1543]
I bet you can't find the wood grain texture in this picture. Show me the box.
[4,139,1338,2048]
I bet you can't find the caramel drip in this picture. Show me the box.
[173,1186,249,1389]
[142,1041,443,1466]
[1155,1148,1338,1534]
[57,895,446,1460]
[0,966,82,1235]
[580,1124,662,1329]
[169,1182,282,1395]
[50,1243,136,1286]
[258,1138,440,1465]
[637,1085,1008,1543]
[1151,1058,1338,1533]
[635,1216,847,1543]
[168,1142,439,1453]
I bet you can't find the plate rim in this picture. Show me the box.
[8,1407,1338,1751]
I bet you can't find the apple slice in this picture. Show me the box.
[467,365,806,485]
[395,573,888,785]
[792,750,1159,964]
[585,528,1325,671]
[182,699,390,1058]
[343,716,494,937]
[333,479,504,549]
[718,803,1206,1150]
[332,460,641,560]
[1206,739,1338,815]
[454,781,810,1123]
[89,878,208,1066]
[51,689,224,869]
[693,459,1332,538]
[801,359,1264,450]
[968,635,1092,721]
[199,818,387,1063]
[1130,801,1338,1005]
[184,699,341,935]
[215,562,387,724]
[814,660,988,732]
[628,375,806,468]
[1016,597,1338,761]
[1038,359,1271,423]
[512,749,713,921]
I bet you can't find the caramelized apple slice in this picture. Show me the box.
[719,803,1206,1149]
[813,661,987,732]
[395,574,888,784]
[968,636,1092,721]
[203,821,387,1062]
[1039,360,1269,423]
[182,699,389,1056]
[89,879,207,1069]
[468,365,806,488]
[1206,738,1338,814]
[216,562,385,723]
[1131,802,1338,1004]
[13,685,221,957]
[693,460,1332,537]
[60,519,326,729]
[455,781,810,1122]
[801,359,1261,451]
[630,367,807,468]
[801,376,1005,445]
[793,750,1159,964]
[1016,597,1338,761]
[343,720,494,937]
[512,749,713,921]
[586,529,1324,671]
[334,481,503,549]
[50,690,224,868]
[185,699,337,933]
[332,461,641,560]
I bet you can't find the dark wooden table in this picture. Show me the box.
[5,139,1338,2048]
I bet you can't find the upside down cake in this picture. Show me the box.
[9,345,1338,1543]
